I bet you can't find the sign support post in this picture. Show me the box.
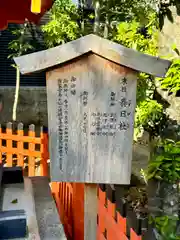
[84,184,98,240]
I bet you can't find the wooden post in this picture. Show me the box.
[40,126,49,177]
[29,124,36,176]
[73,183,84,240]
[6,122,13,167]
[84,183,98,240]
[17,123,24,168]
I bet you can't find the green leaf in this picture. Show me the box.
[11,199,18,204]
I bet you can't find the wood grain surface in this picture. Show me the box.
[14,34,171,77]
[47,54,137,184]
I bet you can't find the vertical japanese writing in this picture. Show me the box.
[63,79,69,155]
[118,76,131,130]
[121,77,127,92]
[80,90,89,136]
[57,79,63,169]
[81,91,88,106]
[83,112,88,134]
[57,78,69,169]
[120,98,131,108]
[110,92,116,106]
[70,76,76,95]
[80,90,89,157]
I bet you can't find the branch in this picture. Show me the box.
[12,65,20,121]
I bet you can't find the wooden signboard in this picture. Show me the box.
[14,34,171,184]
[46,54,136,183]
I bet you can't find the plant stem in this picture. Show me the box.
[93,0,100,34]
[12,66,20,121]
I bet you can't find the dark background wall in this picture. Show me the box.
[0,15,49,126]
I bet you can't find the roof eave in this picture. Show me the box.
[14,34,171,77]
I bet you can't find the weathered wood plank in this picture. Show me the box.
[84,184,98,240]
[14,34,93,75]
[14,34,171,77]
[47,54,136,184]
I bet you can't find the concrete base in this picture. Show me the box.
[1,177,66,240]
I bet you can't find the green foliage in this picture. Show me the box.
[147,139,180,182]
[136,73,155,105]
[8,23,35,57]
[42,0,157,44]
[114,12,158,104]
[151,215,180,240]
[94,0,156,25]
[42,0,80,47]
[135,100,165,137]
[114,13,158,55]
[158,59,180,94]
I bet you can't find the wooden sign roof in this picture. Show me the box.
[14,34,171,77]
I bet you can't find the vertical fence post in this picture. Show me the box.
[84,183,98,240]
[40,126,48,177]
[51,182,61,214]
[17,123,24,168]
[0,124,2,164]
[73,183,84,240]
[6,122,12,167]
[130,229,142,240]
[28,124,36,176]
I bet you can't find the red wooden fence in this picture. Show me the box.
[0,122,48,176]
[51,182,84,240]
[97,185,146,240]
[0,123,148,240]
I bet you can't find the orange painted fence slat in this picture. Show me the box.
[51,182,84,240]
[0,126,2,160]
[97,188,128,240]
[0,133,42,143]
[0,146,42,157]
[17,123,24,167]
[97,187,144,240]
[6,122,13,167]
[0,122,48,177]
[0,122,148,240]
[40,126,49,176]
[29,124,36,176]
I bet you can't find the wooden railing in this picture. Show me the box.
[97,185,148,240]
[0,122,49,176]
[51,182,84,240]
[0,123,148,240]
[51,182,74,238]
